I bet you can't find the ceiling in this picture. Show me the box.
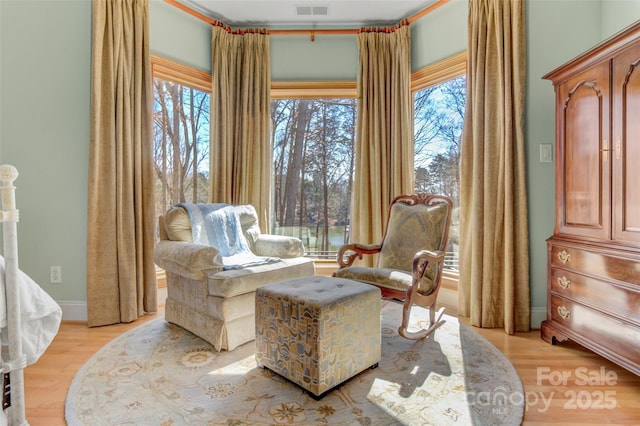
[174,0,441,29]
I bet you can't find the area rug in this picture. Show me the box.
[65,301,524,425]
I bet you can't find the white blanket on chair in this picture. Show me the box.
[0,256,62,366]
[178,203,279,270]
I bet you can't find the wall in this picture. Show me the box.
[411,0,468,65]
[0,0,91,320]
[525,0,602,325]
[601,0,640,39]
[271,34,357,81]
[149,0,210,71]
[1,0,639,323]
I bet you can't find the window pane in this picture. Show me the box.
[414,75,465,272]
[152,77,210,223]
[271,98,356,259]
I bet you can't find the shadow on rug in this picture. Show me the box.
[66,301,524,425]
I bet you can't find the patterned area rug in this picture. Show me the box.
[66,301,524,425]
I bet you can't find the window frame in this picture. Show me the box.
[151,55,213,217]
[270,84,357,263]
[150,53,466,284]
[411,51,466,289]
[271,81,356,99]
[151,56,357,100]
[151,55,211,93]
[411,51,466,91]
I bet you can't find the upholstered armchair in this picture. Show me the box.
[333,194,452,340]
[154,203,315,351]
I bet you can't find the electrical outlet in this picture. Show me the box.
[540,143,553,163]
[50,266,62,284]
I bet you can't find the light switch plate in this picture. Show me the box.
[540,144,553,163]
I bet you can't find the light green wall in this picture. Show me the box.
[149,1,360,81]
[601,0,640,38]
[271,35,357,81]
[0,0,91,304]
[411,0,468,66]
[1,0,638,323]
[149,0,211,72]
[525,0,602,323]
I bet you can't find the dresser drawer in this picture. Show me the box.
[549,243,640,285]
[550,268,640,324]
[550,295,640,365]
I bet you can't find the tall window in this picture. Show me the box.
[413,52,466,273]
[150,55,465,272]
[151,57,211,222]
[271,96,356,259]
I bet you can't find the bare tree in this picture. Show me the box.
[413,75,465,207]
[152,78,210,220]
[284,100,310,226]
[271,97,356,256]
[271,99,293,226]
[413,76,466,270]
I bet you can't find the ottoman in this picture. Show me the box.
[255,276,381,398]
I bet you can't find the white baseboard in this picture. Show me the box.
[55,295,548,330]
[438,287,458,311]
[58,300,88,322]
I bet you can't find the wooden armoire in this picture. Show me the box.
[542,21,640,376]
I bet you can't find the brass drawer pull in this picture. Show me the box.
[557,276,571,289]
[557,306,571,320]
[557,250,571,264]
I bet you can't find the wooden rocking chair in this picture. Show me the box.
[333,194,453,340]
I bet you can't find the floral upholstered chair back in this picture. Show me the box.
[377,195,451,296]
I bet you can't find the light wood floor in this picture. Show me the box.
[23,299,640,425]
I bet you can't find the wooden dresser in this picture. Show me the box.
[542,21,640,375]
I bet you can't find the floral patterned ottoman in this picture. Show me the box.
[255,276,381,398]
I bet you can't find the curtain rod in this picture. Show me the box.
[164,0,450,38]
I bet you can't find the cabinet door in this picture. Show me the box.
[612,42,640,244]
[556,61,611,240]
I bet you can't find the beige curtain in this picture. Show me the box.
[459,0,530,333]
[210,24,271,231]
[352,22,414,263]
[87,0,157,327]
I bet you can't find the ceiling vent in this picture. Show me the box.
[296,5,329,16]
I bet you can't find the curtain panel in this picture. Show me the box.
[352,22,414,264]
[459,0,530,333]
[87,0,157,327]
[210,24,272,232]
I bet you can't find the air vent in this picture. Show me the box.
[296,5,329,16]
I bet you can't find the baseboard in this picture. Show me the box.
[530,306,547,329]
[439,287,547,331]
[54,296,549,330]
[438,286,458,312]
[58,300,88,322]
